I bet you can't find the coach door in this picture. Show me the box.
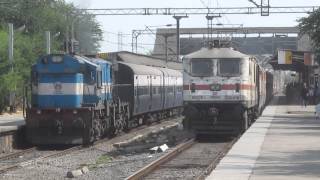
[173,77,176,107]
[149,75,152,110]
[134,75,139,114]
[161,71,166,110]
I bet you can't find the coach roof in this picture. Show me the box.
[159,67,182,77]
[119,62,163,76]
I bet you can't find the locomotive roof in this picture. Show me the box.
[119,62,163,76]
[185,47,248,59]
[87,57,112,65]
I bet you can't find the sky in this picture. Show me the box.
[66,0,320,54]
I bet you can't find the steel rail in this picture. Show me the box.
[0,145,82,174]
[0,147,36,162]
[0,117,182,175]
[125,138,196,180]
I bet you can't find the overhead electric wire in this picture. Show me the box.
[248,0,260,7]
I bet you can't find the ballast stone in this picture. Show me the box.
[67,169,83,178]
[81,166,89,174]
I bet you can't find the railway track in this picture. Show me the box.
[0,145,83,174]
[126,136,239,180]
[0,116,182,175]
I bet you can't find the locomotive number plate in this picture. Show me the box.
[210,84,221,91]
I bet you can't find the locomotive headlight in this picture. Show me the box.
[52,56,63,63]
[36,110,41,114]
[73,110,77,114]
[210,84,221,91]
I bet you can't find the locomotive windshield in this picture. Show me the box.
[218,59,240,76]
[190,59,213,77]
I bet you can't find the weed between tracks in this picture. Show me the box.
[80,154,113,170]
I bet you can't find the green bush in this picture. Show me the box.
[0,0,102,112]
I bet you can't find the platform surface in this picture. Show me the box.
[207,96,320,180]
[0,113,25,133]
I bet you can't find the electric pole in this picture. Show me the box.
[45,31,51,54]
[173,15,188,62]
[8,23,15,112]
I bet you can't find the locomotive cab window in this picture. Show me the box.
[190,59,213,77]
[218,59,240,76]
[31,70,38,85]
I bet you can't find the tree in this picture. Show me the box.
[0,0,103,113]
[298,8,320,61]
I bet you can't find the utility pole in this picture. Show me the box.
[261,0,270,16]
[66,24,70,53]
[173,15,188,62]
[8,23,14,112]
[164,35,168,63]
[71,21,75,53]
[45,31,51,54]
[131,30,141,53]
[8,23,13,72]
[118,32,123,51]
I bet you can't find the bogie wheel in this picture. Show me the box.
[241,110,249,133]
[182,118,190,130]
[123,116,130,133]
[108,127,116,138]
[88,128,95,144]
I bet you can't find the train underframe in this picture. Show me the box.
[26,100,130,145]
[183,102,259,136]
[25,104,182,145]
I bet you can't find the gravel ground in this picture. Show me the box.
[0,148,57,169]
[144,138,233,180]
[78,150,168,180]
[0,117,189,180]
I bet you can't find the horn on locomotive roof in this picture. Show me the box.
[208,39,221,49]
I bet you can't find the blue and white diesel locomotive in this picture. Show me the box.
[26,54,182,144]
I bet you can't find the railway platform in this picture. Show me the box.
[0,113,25,153]
[207,95,320,180]
[0,113,24,133]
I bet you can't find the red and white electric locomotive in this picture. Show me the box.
[183,42,270,135]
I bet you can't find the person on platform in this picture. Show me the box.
[301,83,308,107]
[308,86,314,105]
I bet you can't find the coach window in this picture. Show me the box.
[190,59,213,77]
